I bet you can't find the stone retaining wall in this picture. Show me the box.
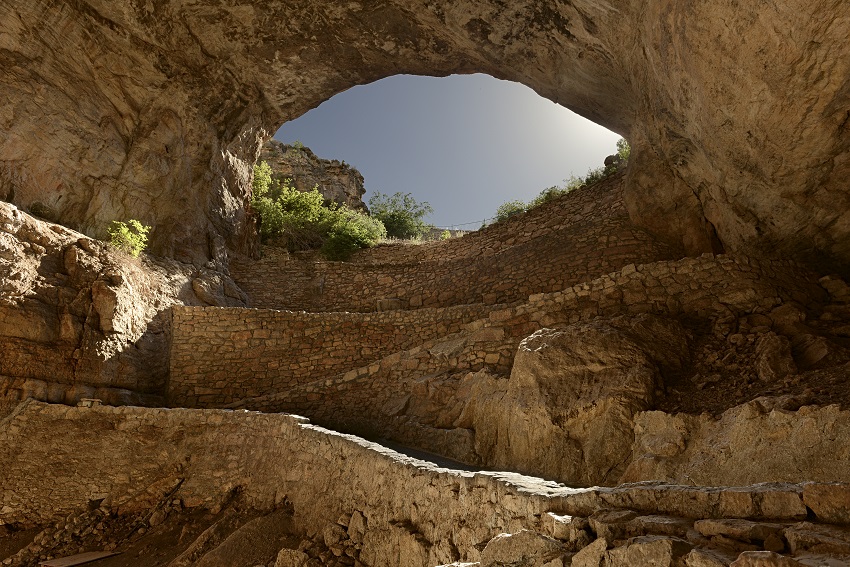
[2,401,848,567]
[232,175,682,312]
[167,302,496,407]
[219,255,824,427]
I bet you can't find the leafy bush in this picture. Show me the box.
[529,186,570,209]
[107,219,151,257]
[368,191,434,240]
[440,229,452,240]
[321,208,387,260]
[252,161,385,260]
[617,137,631,161]
[495,200,528,222]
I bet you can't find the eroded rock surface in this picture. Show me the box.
[260,140,368,211]
[463,314,689,486]
[0,202,246,409]
[1,1,848,270]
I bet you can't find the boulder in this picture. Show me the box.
[479,530,566,567]
[470,314,689,485]
[801,484,850,525]
[624,403,850,486]
[274,549,309,567]
[729,551,805,566]
[605,536,692,567]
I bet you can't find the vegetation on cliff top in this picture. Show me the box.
[494,138,630,223]
[368,191,434,240]
[252,161,386,260]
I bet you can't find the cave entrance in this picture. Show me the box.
[272,73,622,231]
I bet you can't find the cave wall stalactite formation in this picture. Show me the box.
[0,1,848,270]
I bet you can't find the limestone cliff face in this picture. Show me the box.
[0,202,247,408]
[0,1,848,271]
[260,140,367,211]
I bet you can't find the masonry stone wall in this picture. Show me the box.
[168,302,496,407]
[232,174,683,312]
[222,255,824,435]
[3,400,840,567]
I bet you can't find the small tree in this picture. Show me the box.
[616,138,631,161]
[321,208,387,260]
[107,220,151,257]
[253,160,276,196]
[368,191,434,240]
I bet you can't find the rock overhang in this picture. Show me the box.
[0,1,848,272]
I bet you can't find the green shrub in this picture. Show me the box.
[252,161,385,260]
[495,200,528,222]
[321,208,387,260]
[529,186,570,209]
[440,229,452,240]
[107,219,151,257]
[616,137,631,161]
[583,165,613,186]
[368,191,434,240]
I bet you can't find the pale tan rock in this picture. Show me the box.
[274,549,309,567]
[360,523,430,567]
[323,523,347,547]
[754,333,797,382]
[730,551,805,566]
[260,141,367,212]
[605,536,692,567]
[624,404,850,486]
[470,314,688,486]
[588,509,639,542]
[347,511,367,544]
[684,548,734,567]
[802,484,850,525]
[540,513,592,550]
[479,530,566,567]
[784,522,850,556]
[571,537,608,567]
[694,519,785,543]
[0,204,246,401]
[627,516,694,540]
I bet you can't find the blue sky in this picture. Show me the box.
[275,73,621,229]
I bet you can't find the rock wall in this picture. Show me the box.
[0,202,247,407]
[625,401,850,486]
[260,140,367,211]
[3,400,850,567]
[232,175,681,312]
[1,1,848,271]
[168,302,496,407]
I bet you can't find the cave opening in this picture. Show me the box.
[271,73,623,231]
